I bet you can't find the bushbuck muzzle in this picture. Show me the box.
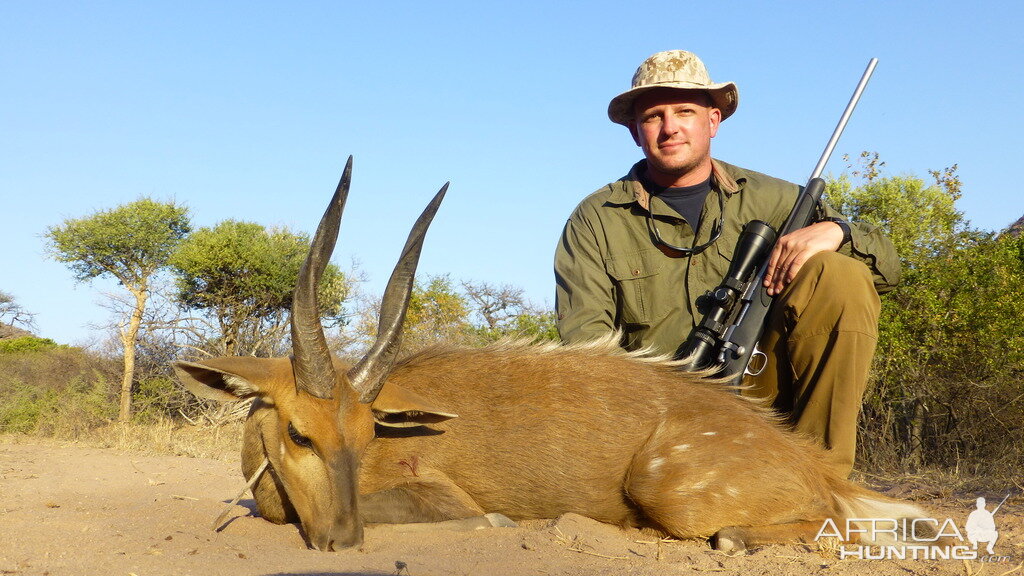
[305,449,362,551]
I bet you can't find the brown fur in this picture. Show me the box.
[177,333,928,551]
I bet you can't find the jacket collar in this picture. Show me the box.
[609,158,744,211]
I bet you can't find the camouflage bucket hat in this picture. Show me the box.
[608,50,739,125]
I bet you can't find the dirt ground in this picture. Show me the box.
[1,438,1021,576]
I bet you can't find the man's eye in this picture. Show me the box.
[287,422,313,448]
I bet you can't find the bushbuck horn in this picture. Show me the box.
[348,182,449,404]
[291,156,353,400]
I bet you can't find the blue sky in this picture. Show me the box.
[2,1,1021,345]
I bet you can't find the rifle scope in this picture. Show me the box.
[679,220,777,370]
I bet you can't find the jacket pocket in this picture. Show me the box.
[604,252,661,326]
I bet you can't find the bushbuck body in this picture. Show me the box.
[175,159,927,553]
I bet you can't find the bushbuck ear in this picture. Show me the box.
[371,383,458,428]
[173,360,271,402]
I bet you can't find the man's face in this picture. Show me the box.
[629,89,721,187]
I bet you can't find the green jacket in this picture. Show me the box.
[554,159,901,355]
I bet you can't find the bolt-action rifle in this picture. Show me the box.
[678,59,879,385]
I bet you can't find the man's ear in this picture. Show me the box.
[708,107,722,138]
[371,382,458,428]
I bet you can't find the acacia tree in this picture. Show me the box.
[461,280,558,342]
[169,220,349,357]
[46,198,191,421]
[0,290,36,333]
[348,275,557,357]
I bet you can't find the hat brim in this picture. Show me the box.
[607,81,739,126]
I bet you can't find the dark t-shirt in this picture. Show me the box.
[643,176,712,231]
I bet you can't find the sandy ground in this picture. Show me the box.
[1,438,1021,576]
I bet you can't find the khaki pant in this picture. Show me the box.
[745,251,880,478]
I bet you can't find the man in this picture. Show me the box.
[966,497,999,555]
[554,50,900,477]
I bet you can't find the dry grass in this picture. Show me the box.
[853,466,1024,501]
[814,536,842,559]
[0,419,244,462]
[96,419,244,460]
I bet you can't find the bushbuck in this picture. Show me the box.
[174,158,928,553]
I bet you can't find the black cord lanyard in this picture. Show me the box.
[645,187,724,255]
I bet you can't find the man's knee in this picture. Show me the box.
[799,251,873,292]
[781,251,880,335]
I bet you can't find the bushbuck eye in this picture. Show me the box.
[287,422,313,448]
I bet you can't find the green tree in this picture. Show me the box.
[829,154,965,268]
[403,275,472,348]
[827,157,1024,480]
[350,274,472,354]
[349,275,557,356]
[399,276,558,347]
[169,220,349,356]
[46,198,190,421]
[500,310,559,342]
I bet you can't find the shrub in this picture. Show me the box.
[0,336,62,354]
[0,346,119,435]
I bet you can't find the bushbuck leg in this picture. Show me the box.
[360,468,485,524]
[243,425,513,531]
[712,522,827,555]
[711,510,947,554]
[358,461,518,529]
[361,482,516,531]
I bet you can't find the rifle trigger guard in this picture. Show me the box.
[744,344,768,377]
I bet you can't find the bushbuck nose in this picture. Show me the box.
[315,523,363,551]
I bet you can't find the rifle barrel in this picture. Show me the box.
[992,492,1011,515]
[809,58,879,181]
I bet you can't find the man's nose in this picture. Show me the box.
[660,113,680,136]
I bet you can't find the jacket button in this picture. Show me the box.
[632,269,641,276]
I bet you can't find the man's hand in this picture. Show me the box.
[762,221,845,296]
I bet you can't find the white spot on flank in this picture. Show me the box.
[672,444,692,453]
[726,486,739,497]
[702,431,717,436]
[649,457,665,472]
